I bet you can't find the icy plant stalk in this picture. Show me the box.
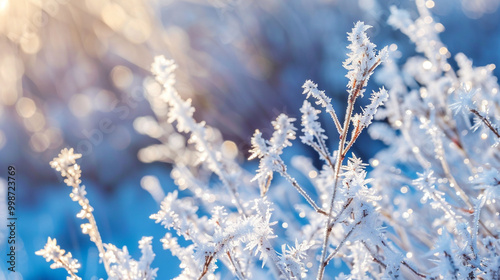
[247,22,398,280]
[35,237,81,280]
[38,148,158,279]
[38,147,106,279]
[314,22,387,280]
[367,2,500,279]
[47,148,111,274]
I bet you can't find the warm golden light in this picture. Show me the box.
[111,65,133,89]
[221,140,238,160]
[0,0,9,12]
[308,170,318,178]
[16,97,36,118]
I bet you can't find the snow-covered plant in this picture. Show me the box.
[36,237,81,280]
[38,3,500,279]
[37,148,158,279]
[139,21,433,280]
[367,1,500,279]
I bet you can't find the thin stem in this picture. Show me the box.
[317,78,361,280]
[317,57,383,280]
[262,238,292,280]
[440,159,472,209]
[328,110,343,135]
[325,218,361,264]
[479,219,498,238]
[201,139,248,216]
[401,260,428,279]
[309,141,333,170]
[313,130,336,169]
[470,109,500,138]
[342,122,363,159]
[227,251,245,280]
[328,198,353,228]
[378,208,434,248]
[361,241,427,279]
[70,182,111,275]
[56,257,82,280]
[277,159,327,215]
[367,59,383,77]
[87,215,111,274]
[430,123,496,237]
[198,254,214,280]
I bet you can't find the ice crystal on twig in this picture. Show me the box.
[105,237,158,280]
[36,237,82,280]
[40,149,158,279]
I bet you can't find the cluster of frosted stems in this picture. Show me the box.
[38,3,500,279]
[144,21,417,280]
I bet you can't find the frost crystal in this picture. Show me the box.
[36,238,81,279]
[344,22,388,97]
[105,237,158,280]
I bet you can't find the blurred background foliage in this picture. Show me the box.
[0,0,499,278]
